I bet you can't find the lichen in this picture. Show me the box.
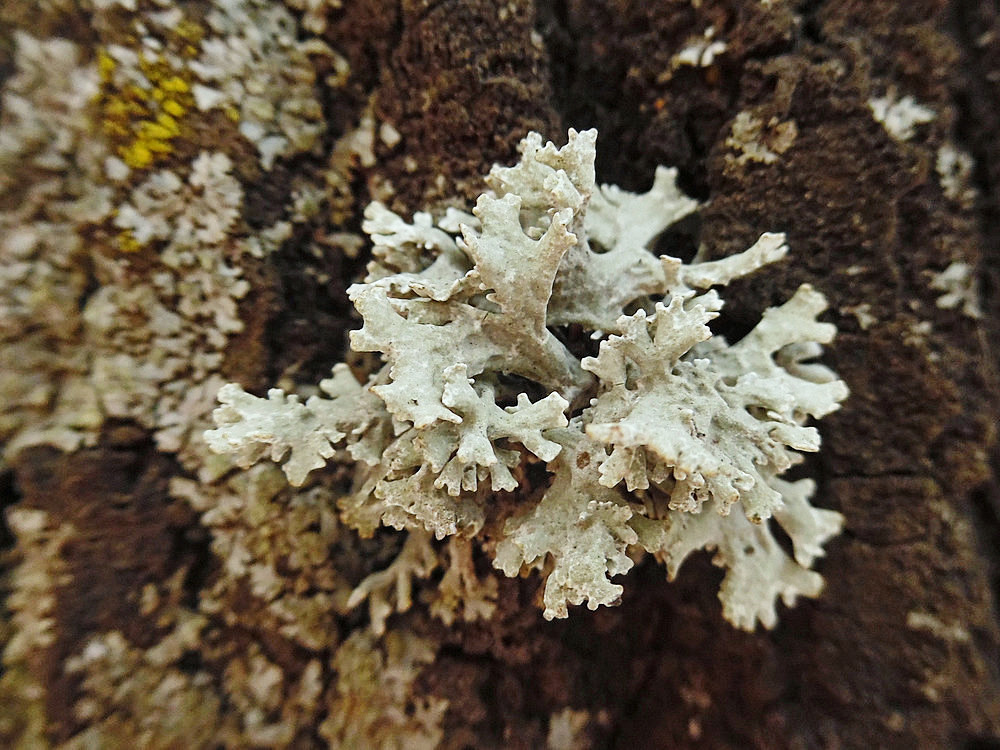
[935,144,976,208]
[96,44,197,170]
[725,110,798,168]
[0,510,74,747]
[1,0,330,469]
[0,32,110,462]
[209,129,848,629]
[868,90,935,142]
[930,261,982,319]
[320,629,448,749]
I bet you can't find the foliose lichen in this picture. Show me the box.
[207,128,849,630]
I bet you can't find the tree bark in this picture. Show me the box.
[2,1,999,748]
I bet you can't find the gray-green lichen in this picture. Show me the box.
[209,128,849,630]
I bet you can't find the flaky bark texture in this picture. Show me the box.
[2,1,999,748]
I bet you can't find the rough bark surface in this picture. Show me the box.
[2,1,999,748]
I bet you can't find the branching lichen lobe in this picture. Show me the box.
[209,128,848,629]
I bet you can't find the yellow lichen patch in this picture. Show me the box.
[174,19,206,46]
[97,49,116,82]
[159,75,190,95]
[120,143,154,169]
[116,228,143,253]
[162,99,185,118]
[94,45,198,172]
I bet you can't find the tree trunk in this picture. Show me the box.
[2,1,999,748]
